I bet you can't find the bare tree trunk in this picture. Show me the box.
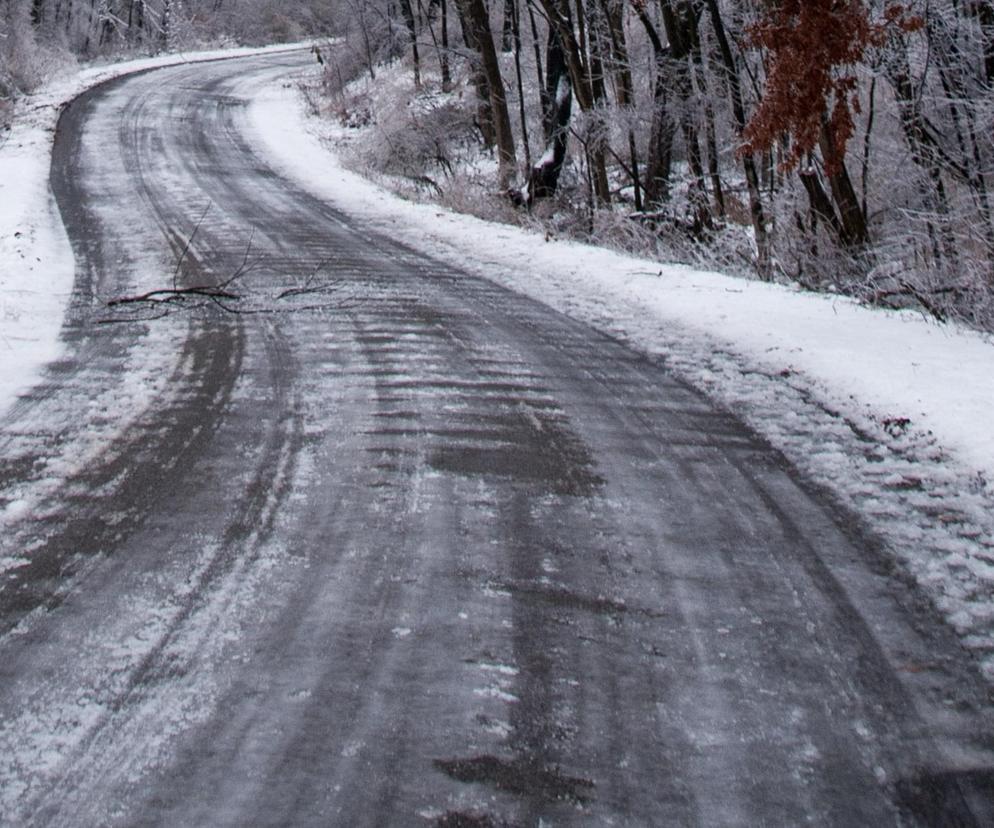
[526,0,547,109]
[454,1,496,148]
[683,2,724,216]
[398,0,422,86]
[705,0,769,275]
[600,0,641,209]
[528,21,572,200]
[819,121,869,249]
[440,0,451,90]
[633,6,674,207]
[973,0,994,85]
[799,162,845,244]
[884,40,960,263]
[538,0,610,203]
[928,10,994,283]
[703,96,724,217]
[576,0,610,202]
[510,0,531,169]
[664,1,711,228]
[458,0,518,188]
[162,0,172,51]
[859,74,876,223]
[501,0,514,52]
[645,86,676,204]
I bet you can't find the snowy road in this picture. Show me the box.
[1,49,993,826]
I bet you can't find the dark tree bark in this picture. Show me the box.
[600,0,641,209]
[636,1,710,227]
[423,0,452,90]
[799,163,845,243]
[454,1,496,148]
[634,8,675,206]
[398,0,422,86]
[682,3,724,216]
[537,0,610,203]
[509,0,531,169]
[528,21,573,201]
[927,9,994,281]
[525,0,547,110]
[818,121,869,249]
[705,0,769,275]
[973,0,994,85]
[458,0,518,187]
[884,39,961,262]
[440,0,451,90]
[129,0,147,45]
[576,0,611,202]
[501,0,514,52]
[665,1,710,227]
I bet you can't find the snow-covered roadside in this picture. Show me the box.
[0,41,312,416]
[248,75,994,678]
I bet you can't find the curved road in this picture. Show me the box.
[1,50,992,826]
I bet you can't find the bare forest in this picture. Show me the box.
[4,0,994,328]
[0,1,336,107]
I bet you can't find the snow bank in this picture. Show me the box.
[248,76,994,677]
[0,41,312,417]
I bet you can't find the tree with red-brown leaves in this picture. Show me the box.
[743,1,920,174]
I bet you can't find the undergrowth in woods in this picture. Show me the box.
[311,55,756,271]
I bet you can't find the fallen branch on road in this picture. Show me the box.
[103,219,257,320]
[101,221,353,323]
[107,285,241,307]
[275,253,337,300]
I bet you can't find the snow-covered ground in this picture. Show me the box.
[248,73,994,679]
[0,41,312,412]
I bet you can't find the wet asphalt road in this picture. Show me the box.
[0,50,993,826]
